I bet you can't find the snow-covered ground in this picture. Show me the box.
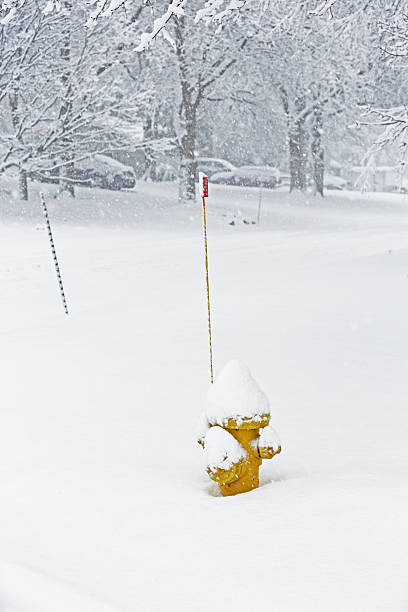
[1,179,408,611]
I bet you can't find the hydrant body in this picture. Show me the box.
[198,361,282,497]
[220,426,261,496]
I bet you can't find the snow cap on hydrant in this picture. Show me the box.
[205,359,270,429]
[198,360,281,496]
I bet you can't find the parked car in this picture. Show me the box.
[278,173,290,187]
[75,155,136,190]
[196,157,236,178]
[150,153,178,182]
[324,173,348,191]
[389,184,408,194]
[30,154,136,190]
[211,165,280,188]
[279,173,348,191]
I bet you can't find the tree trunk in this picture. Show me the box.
[311,104,324,197]
[289,96,307,192]
[59,161,75,197]
[9,96,28,200]
[178,106,197,201]
[175,16,198,202]
[144,110,159,181]
[8,46,28,201]
[59,2,75,197]
[18,168,28,200]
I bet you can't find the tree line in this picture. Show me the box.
[0,0,406,201]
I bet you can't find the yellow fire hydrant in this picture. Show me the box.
[197,360,281,496]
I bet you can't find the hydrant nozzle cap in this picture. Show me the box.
[204,425,248,478]
[205,360,270,429]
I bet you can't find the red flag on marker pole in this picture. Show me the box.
[199,173,209,198]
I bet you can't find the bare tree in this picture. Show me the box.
[136,0,247,201]
[0,0,153,199]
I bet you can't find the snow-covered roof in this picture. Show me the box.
[351,165,402,173]
[205,360,270,428]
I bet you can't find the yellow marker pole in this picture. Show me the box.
[199,172,214,384]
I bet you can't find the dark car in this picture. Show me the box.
[196,157,236,179]
[30,155,136,190]
[323,173,348,191]
[75,155,136,190]
[211,165,280,188]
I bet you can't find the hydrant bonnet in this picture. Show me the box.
[205,359,270,429]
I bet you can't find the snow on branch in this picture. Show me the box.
[358,105,408,185]
[134,0,187,52]
[2,0,246,30]
[195,0,245,23]
[135,0,246,51]
[362,105,408,142]
[86,0,129,26]
[1,0,187,52]
[309,0,372,23]
[380,11,408,58]
[309,0,336,17]
[0,0,23,24]
[1,0,62,23]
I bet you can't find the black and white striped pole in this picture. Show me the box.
[40,192,69,315]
